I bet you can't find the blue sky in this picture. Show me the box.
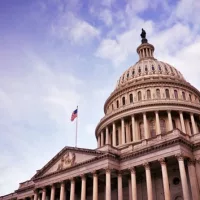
[1,0,200,195]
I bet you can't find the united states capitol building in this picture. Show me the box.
[1,31,200,200]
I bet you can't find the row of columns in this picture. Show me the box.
[98,111,198,147]
[32,156,199,200]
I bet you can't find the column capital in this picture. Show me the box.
[92,171,98,177]
[179,111,183,114]
[104,167,112,173]
[167,110,171,113]
[175,153,185,161]
[80,174,86,179]
[187,159,196,166]
[42,187,46,192]
[117,171,122,176]
[33,189,38,193]
[143,162,150,169]
[158,158,166,165]
[129,166,136,173]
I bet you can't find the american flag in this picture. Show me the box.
[71,108,78,121]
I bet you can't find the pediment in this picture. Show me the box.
[32,147,102,179]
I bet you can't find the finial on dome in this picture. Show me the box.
[140,28,148,44]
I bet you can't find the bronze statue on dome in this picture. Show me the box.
[140,28,148,43]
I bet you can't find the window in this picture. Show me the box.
[156,89,161,99]
[132,70,135,76]
[147,90,151,100]
[145,65,148,72]
[127,73,129,78]
[149,120,156,137]
[189,94,192,101]
[165,65,168,72]
[189,121,194,135]
[116,100,119,108]
[112,104,114,110]
[182,92,186,100]
[174,90,178,99]
[139,122,145,139]
[160,119,166,133]
[165,89,170,99]
[138,91,142,101]
[129,93,133,103]
[130,124,133,141]
[116,130,119,145]
[138,67,141,73]
[122,97,125,106]
[158,65,161,71]
[152,65,155,71]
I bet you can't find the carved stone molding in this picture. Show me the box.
[175,153,185,161]
[129,167,136,173]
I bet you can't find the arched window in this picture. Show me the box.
[116,129,119,145]
[174,90,178,99]
[158,65,161,71]
[147,90,151,100]
[149,120,156,137]
[132,70,135,76]
[189,94,192,101]
[165,65,168,72]
[130,124,133,141]
[152,65,155,71]
[172,119,176,129]
[156,89,161,99]
[160,119,166,133]
[112,104,114,110]
[182,92,186,100]
[165,89,170,99]
[129,93,133,103]
[138,67,141,73]
[122,97,125,106]
[138,91,142,101]
[145,65,148,72]
[139,122,145,139]
[116,100,119,108]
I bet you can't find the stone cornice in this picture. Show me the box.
[96,101,200,136]
[104,78,200,113]
[15,186,34,194]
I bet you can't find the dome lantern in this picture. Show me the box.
[137,28,155,60]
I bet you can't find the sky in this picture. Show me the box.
[1,0,200,195]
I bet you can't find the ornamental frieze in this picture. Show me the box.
[57,152,76,171]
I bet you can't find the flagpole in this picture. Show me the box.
[75,106,78,147]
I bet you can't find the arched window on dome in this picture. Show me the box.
[127,72,129,78]
[139,122,145,139]
[149,120,156,137]
[156,89,161,99]
[147,90,151,100]
[116,100,119,108]
[165,65,168,72]
[158,65,161,71]
[160,119,166,134]
[182,92,186,100]
[189,94,192,101]
[138,67,141,74]
[129,93,133,103]
[138,91,142,101]
[132,70,135,76]
[112,104,114,110]
[172,119,176,129]
[122,97,126,106]
[145,65,148,72]
[152,65,155,71]
[174,90,178,99]
[165,89,170,99]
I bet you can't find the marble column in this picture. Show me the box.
[143,113,148,139]
[106,127,109,144]
[60,182,65,200]
[50,184,55,200]
[195,159,200,192]
[97,135,101,148]
[167,111,173,131]
[42,188,46,200]
[155,111,161,135]
[81,175,86,200]
[112,123,116,146]
[132,115,136,141]
[101,131,104,146]
[176,155,190,200]
[106,169,111,200]
[159,158,170,200]
[93,172,98,200]
[179,112,186,133]
[144,163,153,200]
[190,113,197,134]
[70,178,75,200]
[117,172,123,200]
[121,118,125,144]
[131,167,137,200]
[128,178,132,200]
[34,190,38,200]
[188,160,199,200]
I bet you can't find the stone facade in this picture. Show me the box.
[1,36,200,200]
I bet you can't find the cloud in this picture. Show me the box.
[101,0,115,7]
[99,9,113,27]
[51,12,100,44]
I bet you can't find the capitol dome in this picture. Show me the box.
[95,30,200,147]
